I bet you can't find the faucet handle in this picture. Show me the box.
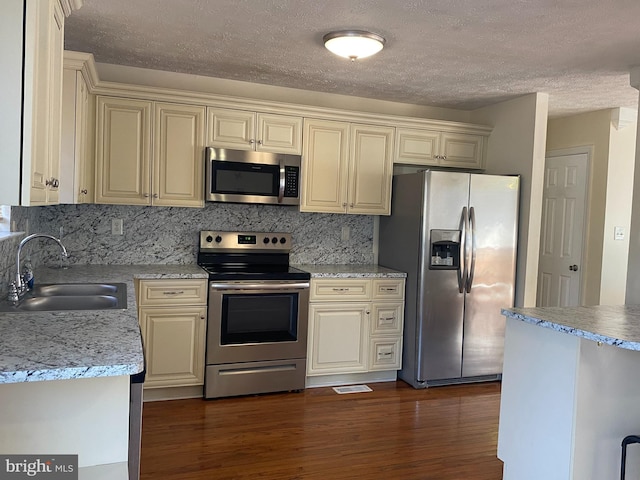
[8,283,19,303]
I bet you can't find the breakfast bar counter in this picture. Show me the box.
[498,305,640,480]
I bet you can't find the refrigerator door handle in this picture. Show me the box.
[459,206,468,293]
[466,206,477,293]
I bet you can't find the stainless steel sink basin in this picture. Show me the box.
[33,283,120,297]
[0,282,127,312]
[18,295,120,311]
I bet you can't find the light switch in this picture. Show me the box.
[614,226,625,240]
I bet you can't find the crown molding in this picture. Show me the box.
[63,51,99,91]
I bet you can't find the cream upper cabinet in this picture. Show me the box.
[395,128,485,169]
[60,64,94,204]
[301,119,394,215]
[1,0,70,206]
[96,96,205,207]
[96,96,152,205]
[153,102,206,207]
[207,107,302,154]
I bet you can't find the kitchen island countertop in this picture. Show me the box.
[0,264,207,384]
[501,304,640,351]
[295,264,406,278]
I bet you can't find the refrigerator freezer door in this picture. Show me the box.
[462,174,519,377]
[418,171,469,382]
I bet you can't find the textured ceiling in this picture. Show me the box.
[64,0,640,118]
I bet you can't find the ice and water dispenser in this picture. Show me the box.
[429,230,461,270]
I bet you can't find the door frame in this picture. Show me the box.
[540,146,591,306]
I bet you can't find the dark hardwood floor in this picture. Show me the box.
[140,381,502,480]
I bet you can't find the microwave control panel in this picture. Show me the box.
[284,166,300,198]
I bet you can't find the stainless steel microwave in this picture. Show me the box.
[205,147,301,205]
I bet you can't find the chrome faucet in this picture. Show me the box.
[9,234,69,304]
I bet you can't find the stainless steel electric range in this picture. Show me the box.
[197,231,311,399]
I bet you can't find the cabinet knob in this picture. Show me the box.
[350,203,354,208]
[257,139,263,145]
[249,139,255,144]
[143,193,150,198]
[342,203,347,208]
[152,193,158,199]
[80,189,88,195]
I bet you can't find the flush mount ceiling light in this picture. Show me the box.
[323,30,385,61]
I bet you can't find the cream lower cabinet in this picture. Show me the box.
[395,127,486,169]
[301,119,394,215]
[96,96,205,207]
[307,278,405,376]
[137,279,207,389]
[207,107,302,154]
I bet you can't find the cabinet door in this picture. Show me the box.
[206,107,255,150]
[394,127,440,166]
[153,103,206,207]
[60,69,91,204]
[256,113,302,154]
[307,303,369,375]
[439,132,484,169]
[139,306,207,388]
[75,72,93,203]
[95,96,152,205]
[348,124,394,215]
[300,118,350,213]
[23,0,64,205]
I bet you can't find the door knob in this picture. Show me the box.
[569,264,579,271]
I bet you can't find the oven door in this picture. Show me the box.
[206,280,309,364]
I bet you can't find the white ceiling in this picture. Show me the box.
[64,0,640,118]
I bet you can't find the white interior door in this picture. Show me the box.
[537,153,588,307]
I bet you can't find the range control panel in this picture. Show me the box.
[199,231,292,252]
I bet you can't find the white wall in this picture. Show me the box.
[470,93,549,307]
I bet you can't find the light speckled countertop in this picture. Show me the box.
[295,264,406,278]
[0,264,207,384]
[502,305,640,351]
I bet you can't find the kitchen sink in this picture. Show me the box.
[33,283,120,297]
[0,282,127,313]
[17,295,121,311]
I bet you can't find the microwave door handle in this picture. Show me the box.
[278,160,285,204]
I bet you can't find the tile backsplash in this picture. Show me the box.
[9,203,374,268]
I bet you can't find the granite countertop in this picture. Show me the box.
[502,305,640,351]
[295,264,406,278]
[0,264,207,384]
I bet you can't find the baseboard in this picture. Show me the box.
[143,385,203,402]
[305,371,397,388]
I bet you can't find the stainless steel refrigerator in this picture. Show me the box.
[379,170,519,388]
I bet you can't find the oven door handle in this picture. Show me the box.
[210,282,310,291]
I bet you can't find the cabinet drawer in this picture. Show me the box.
[372,279,405,300]
[310,279,371,302]
[369,337,402,371]
[138,279,208,306]
[371,303,404,335]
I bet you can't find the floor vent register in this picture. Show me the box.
[332,385,373,394]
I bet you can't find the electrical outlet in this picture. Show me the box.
[614,226,625,240]
[341,225,350,242]
[111,218,123,235]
